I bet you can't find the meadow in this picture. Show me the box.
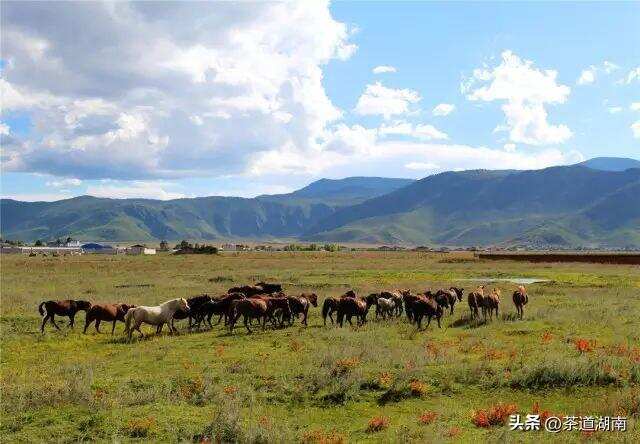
[1,251,639,443]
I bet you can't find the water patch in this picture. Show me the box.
[458,277,550,285]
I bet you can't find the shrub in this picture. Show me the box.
[409,380,428,397]
[301,429,346,444]
[418,411,438,425]
[472,403,517,427]
[444,427,461,438]
[366,416,389,433]
[125,417,156,438]
[574,338,595,353]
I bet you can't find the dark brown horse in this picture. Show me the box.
[467,285,486,320]
[228,298,270,333]
[83,303,135,334]
[39,299,92,333]
[512,285,529,319]
[286,293,318,326]
[412,296,443,329]
[171,294,213,330]
[336,295,376,327]
[228,282,282,297]
[402,292,423,323]
[435,287,464,315]
[322,290,357,325]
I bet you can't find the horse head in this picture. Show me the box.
[179,297,190,313]
[306,293,318,307]
[77,300,92,311]
[451,287,464,301]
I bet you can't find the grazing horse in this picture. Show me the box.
[83,303,135,334]
[124,298,190,338]
[322,290,357,325]
[256,282,283,294]
[39,299,92,333]
[512,285,529,319]
[485,289,500,320]
[286,293,318,326]
[467,285,486,320]
[171,294,212,330]
[435,287,464,315]
[229,298,268,333]
[412,296,443,330]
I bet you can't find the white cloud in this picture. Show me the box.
[1,1,356,181]
[432,103,455,116]
[372,65,397,74]
[607,106,623,114]
[631,103,640,111]
[624,67,640,84]
[503,143,516,152]
[45,178,82,187]
[0,122,9,135]
[577,67,596,85]
[354,82,420,119]
[632,121,640,139]
[467,50,572,146]
[85,181,186,200]
[377,121,448,140]
[405,162,439,171]
[603,61,620,74]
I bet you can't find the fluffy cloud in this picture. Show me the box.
[378,121,448,140]
[1,1,356,180]
[577,67,596,85]
[432,103,455,116]
[624,67,640,84]
[503,143,516,152]
[372,65,397,74]
[405,162,439,171]
[632,121,640,139]
[45,178,82,188]
[466,50,572,146]
[354,82,420,119]
[607,106,623,114]
[631,103,640,111]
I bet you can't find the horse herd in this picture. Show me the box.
[37,282,530,337]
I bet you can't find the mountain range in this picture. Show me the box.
[2,157,639,248]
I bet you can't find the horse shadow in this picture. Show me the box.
[449,316,488,329]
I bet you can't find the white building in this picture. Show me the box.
[128,244,156,255]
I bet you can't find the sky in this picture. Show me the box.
[1,1,639,201]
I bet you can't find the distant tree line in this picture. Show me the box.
[283,243,342,252]
[173,240,218,255]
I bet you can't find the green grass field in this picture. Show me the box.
[1,251,639,442]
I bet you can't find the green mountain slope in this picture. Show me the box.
[304,166,640,248]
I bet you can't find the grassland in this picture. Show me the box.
[1,251,639,443]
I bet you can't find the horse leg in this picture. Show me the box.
[41,314,50,333]
[450,302,454,316]
[111,320,117,334]
[95,319,101,333]
[69,313,76,328]
[426,315,432,328]
[83,317,91,334]
[244,315,252,334]
[303,308,308,326]
[436,314,441,328]
[50,315,62,330]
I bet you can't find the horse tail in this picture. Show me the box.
[124,308,135,333]
[321,299,332,321]
[38,301,46,316]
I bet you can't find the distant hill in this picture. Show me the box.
[2,164,639,248]
[0,177,414,242]
[578,157,640,172]
[303,165,640,248]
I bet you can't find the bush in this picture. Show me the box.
[471,403,517,428]
[366,416,389,433]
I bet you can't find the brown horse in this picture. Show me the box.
[171,294,213,330]
[39,299,92,333]
[83,303,135,334]
[336,296,374,327]
[512,285,529,319]
[286,293,318,326]
[229,298,268,333]
[380,289,409,317]
[228,282,282,296]
[485,289,500,320]
[322,290,357,325]
[435,287,464,315]
[467,285,486,320]
[402,292,423,323]
[412,295,443,329]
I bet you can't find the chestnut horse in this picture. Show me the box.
[286,293,318,326]
[467,285,486,320]
[39,299,92,333]
[83,303,135,334]
[512,285,529,319]
[485,289,500,320]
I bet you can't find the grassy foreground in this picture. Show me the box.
[1,251,639,443]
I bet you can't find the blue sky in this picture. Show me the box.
[1,1,638,201]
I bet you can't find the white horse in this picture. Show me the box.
[124,298,190,338]
[376,297,395,319]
